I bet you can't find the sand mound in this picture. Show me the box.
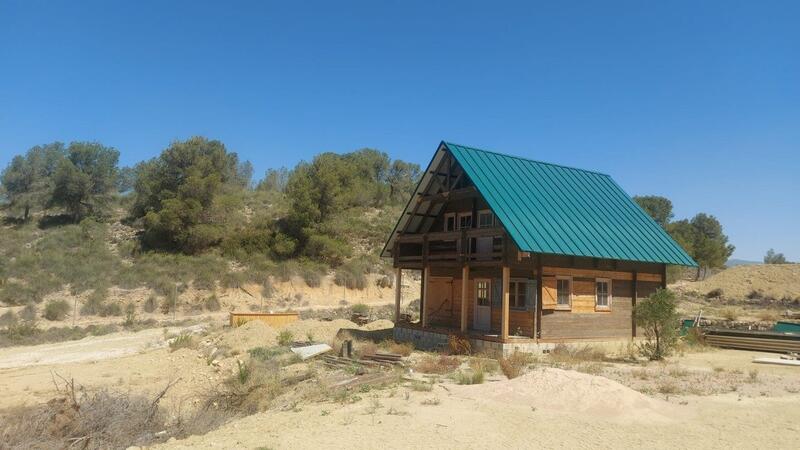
[360,319,394,331]
[220,320,279,351]
[455,367,675,423]
[284,319,359,343]
[677,264,800,300]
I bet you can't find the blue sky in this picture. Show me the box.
[1,1,798,261]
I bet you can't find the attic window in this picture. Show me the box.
[458,212,472,230]
[478,210,494,228]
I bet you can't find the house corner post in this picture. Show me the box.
[422,265,430,328]
[460,265,469,332]
[394,268,402,323]
[632,270,638,338]
[501,265,510,340]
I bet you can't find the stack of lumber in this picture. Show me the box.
[361,352,404,365]
[704,328,800,353]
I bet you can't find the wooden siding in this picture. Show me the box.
[423,263,665,340]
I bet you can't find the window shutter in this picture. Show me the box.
[492,278,502,308]
[526,280,536,311]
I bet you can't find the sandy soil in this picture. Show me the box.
[3,316,800,449]
[673,264,800,300]
[156,367,800,450]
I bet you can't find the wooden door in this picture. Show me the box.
[473,279,491,331]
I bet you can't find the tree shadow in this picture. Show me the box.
[37,214,75,229]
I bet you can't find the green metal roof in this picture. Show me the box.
[444,142,697,266]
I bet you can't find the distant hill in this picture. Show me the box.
[675,264,800,301]
[726,258,761,267]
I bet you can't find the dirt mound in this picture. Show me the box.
[220,320,279,351]
[454,367,676,422]
[675,264,800,300]
[284,319,359,343]
[360,319,394,331]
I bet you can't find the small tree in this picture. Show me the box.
[635,288,679,360]
[764,249,787,264]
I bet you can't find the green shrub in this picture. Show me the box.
[303,234,352,265]
[299,261,326,288]
[169,333,194,351]
[204,294,221,311]
[143,295,158,313]
[161,291,177,315]
[351,303,369,316]
[635,288,679,361]
[261,277,275,298]
[277,330,294,346]
[99,302,123,317]
[705,288,724,299]
[19,303,37,322]
[44,299,71,321]
[334,263,367,290]
[123,303,137,326]
[0,310,18,327]
[81,288,107,316]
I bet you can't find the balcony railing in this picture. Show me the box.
[395,228,504,264]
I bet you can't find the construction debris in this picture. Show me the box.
[290,343,332,360]
[752,358,800,367]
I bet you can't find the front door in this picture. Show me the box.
[473,279,491,331]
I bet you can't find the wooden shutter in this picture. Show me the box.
[542,276,557,309]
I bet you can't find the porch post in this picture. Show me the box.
[501,265,510,340]
[460,265,469,332]
[394,268,402,323]
[422,266,430,328]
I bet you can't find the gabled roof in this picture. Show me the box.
[383,141,697,267]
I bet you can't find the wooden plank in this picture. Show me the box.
[542,266,662,283]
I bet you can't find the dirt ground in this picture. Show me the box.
[2,316,799,449]
[156,368,800,450]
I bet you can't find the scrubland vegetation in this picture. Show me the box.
[0,137,420,338]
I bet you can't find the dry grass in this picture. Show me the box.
[720,307,740,321]
[447,334,471,355]
[549,344,607,365]
[679,264,800,301]
[454,367,485,385]
[0,377,181,449]
[498,351,535,379]
[414,355,461,374]
[382,340,414,356]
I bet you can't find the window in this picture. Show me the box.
[556,277,571,308]
[509,280,527,309]
[596,279,611,310]
[476,280,490,306]
[458,212,472,230]
[444,213,456,232]
[478,210,494,228]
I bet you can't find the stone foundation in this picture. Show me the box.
[393,326,555,356]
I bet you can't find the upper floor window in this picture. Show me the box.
[444,213,456,232]
[458,212,472,230]
[478,210,494,228]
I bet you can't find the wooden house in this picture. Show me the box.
[382,142,696,352]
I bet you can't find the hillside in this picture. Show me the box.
[672,264,800,301]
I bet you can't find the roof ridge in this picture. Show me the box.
[443,141,611,177]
